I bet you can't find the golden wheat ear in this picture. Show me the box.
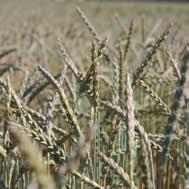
[8,122,56,189]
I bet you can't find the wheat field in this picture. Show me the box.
[0,1,189,189]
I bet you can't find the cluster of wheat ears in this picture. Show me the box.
[0,6,188,189]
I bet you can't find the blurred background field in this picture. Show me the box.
[0,0,189,79]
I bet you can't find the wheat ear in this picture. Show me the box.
[38,66,83,138]
[9,122,56,189]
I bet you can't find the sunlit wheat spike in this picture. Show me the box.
[52,126,68,136]
[76,7,100,42]
[57,36,83,82]
[157,47,189,189]
[0,78,22,111]
[1,79,57,130]
[76,7,113,63]
[132,22,174,86]
[125,73,136,189]
[98,151,131,187]
[123,20,134,61]
[3,80,52,129]
[24,105,47,123]
[137,79,171,114]
[72,171,104,189]
[99,100,126,118]
[125,74,155,188]
[38,66,83,138]
[8,122,56,189]
[9,119,65,163]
